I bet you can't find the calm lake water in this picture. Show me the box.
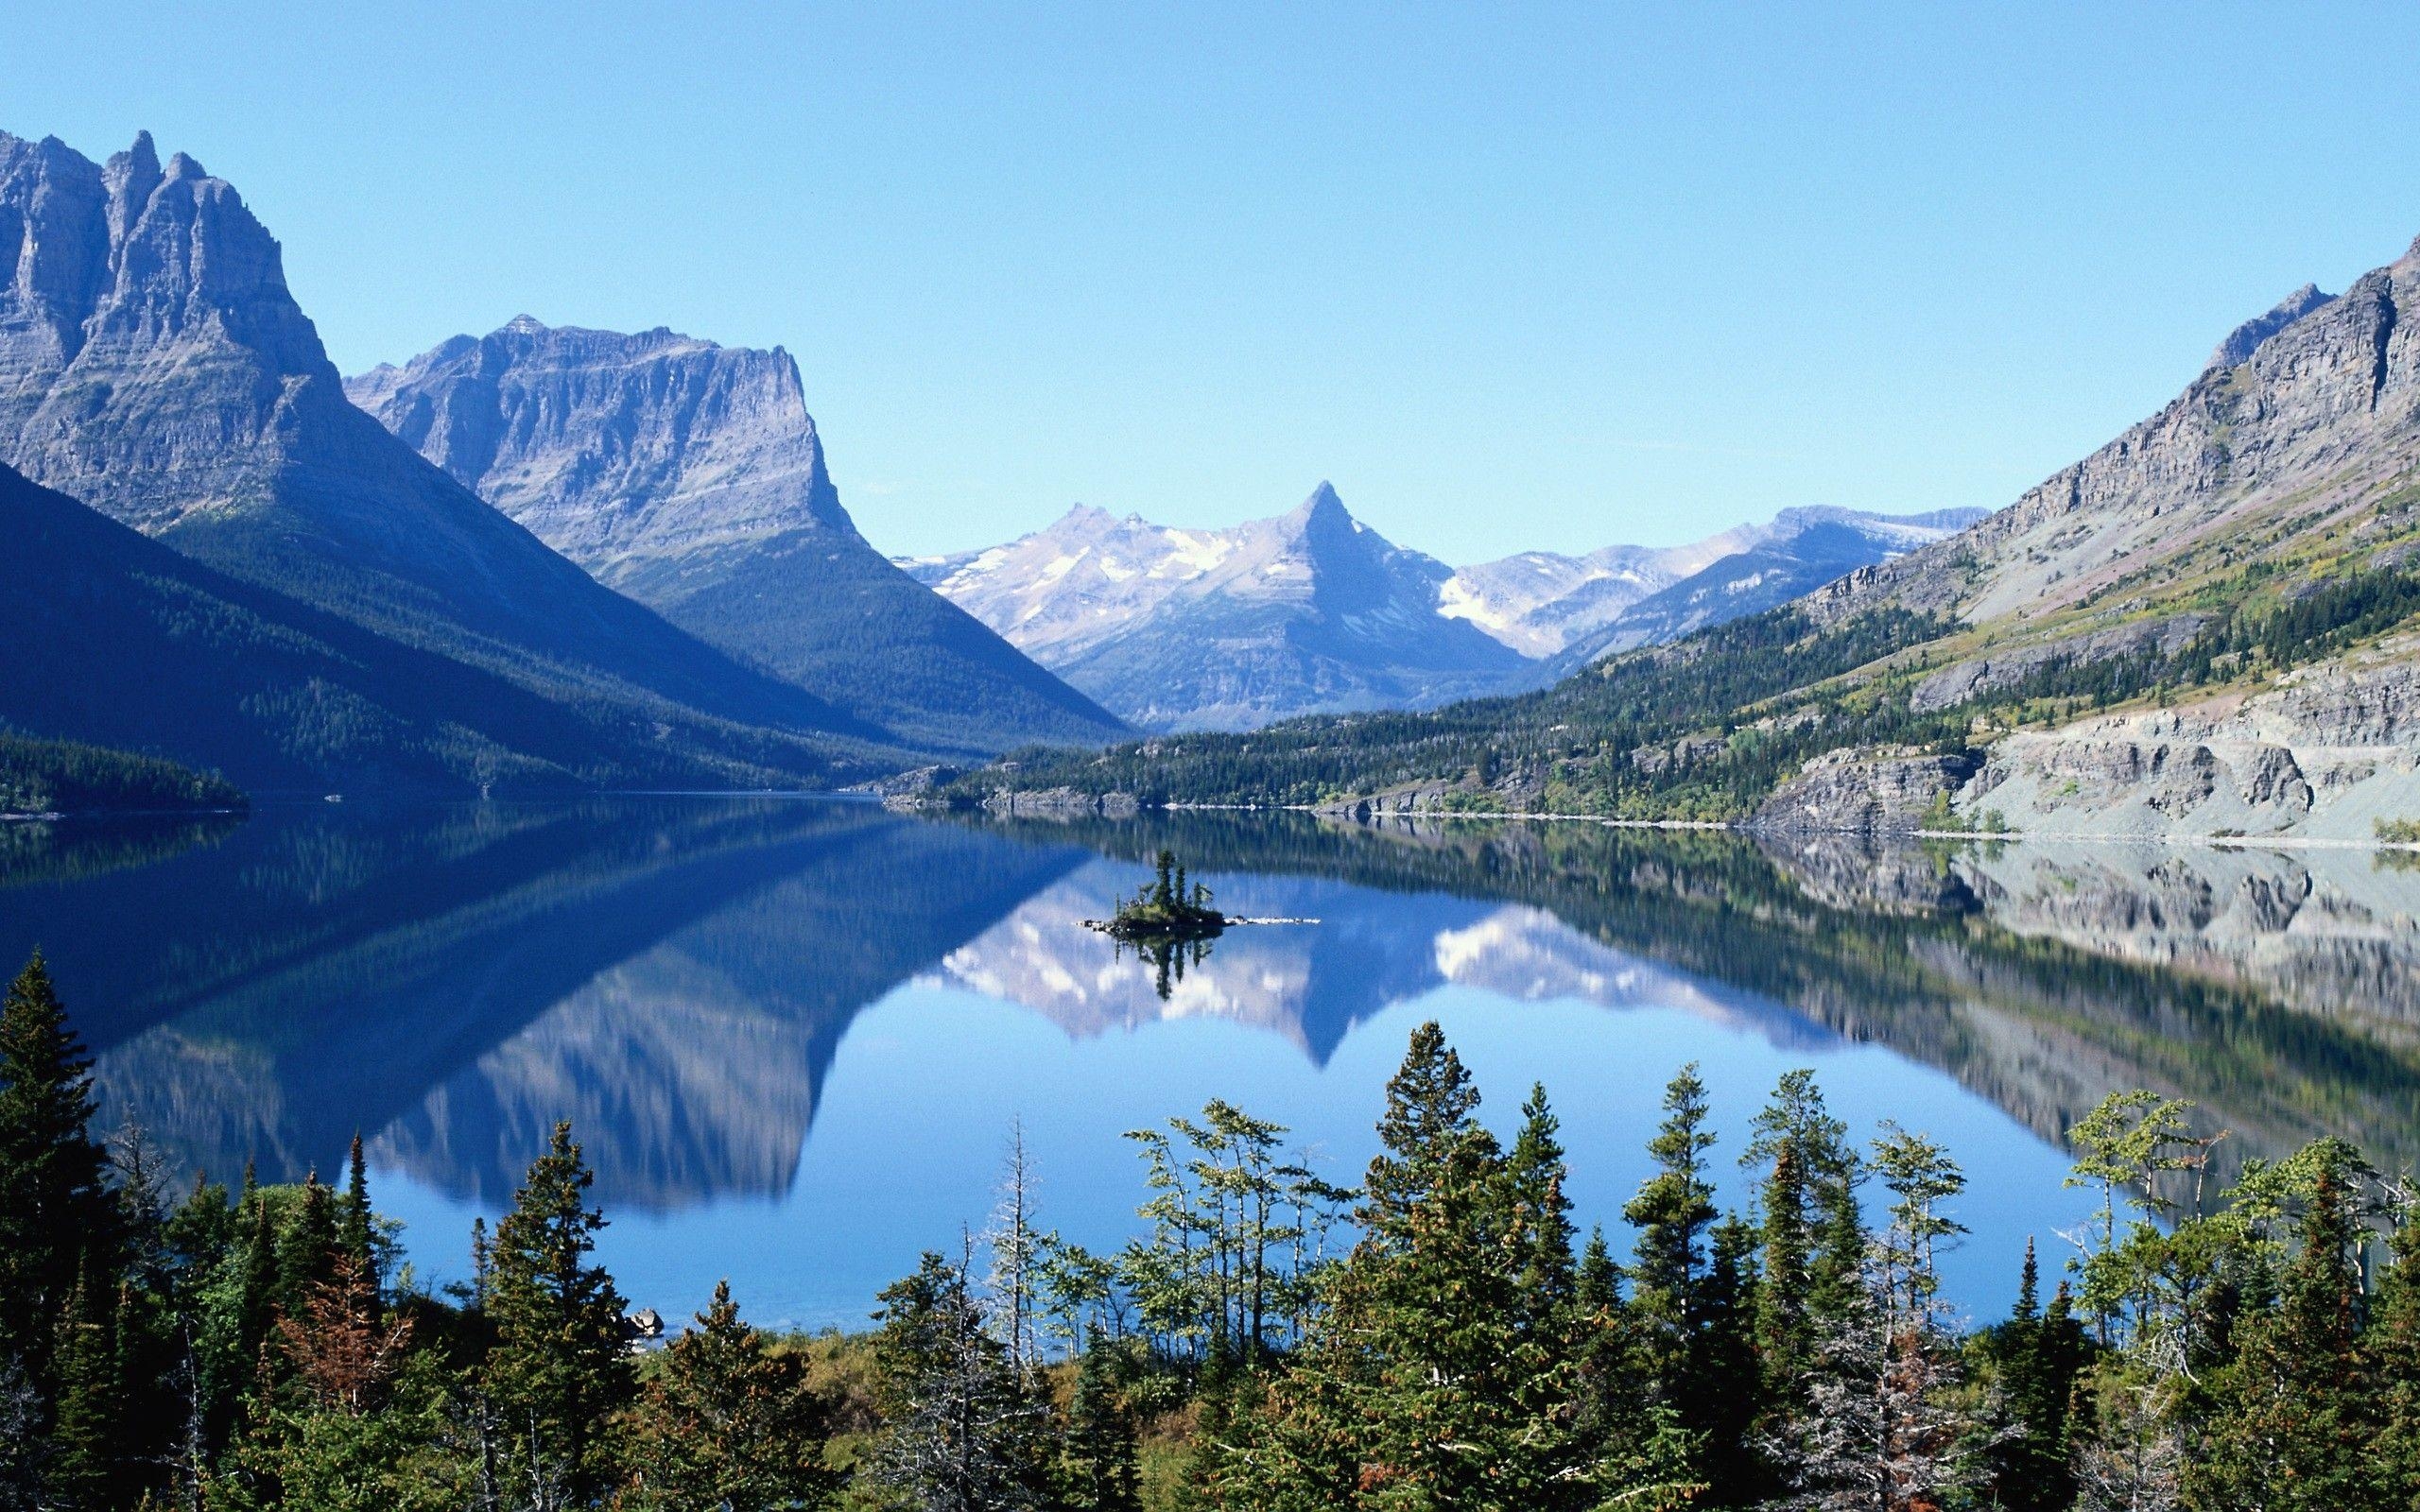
[4,797,2415,1332]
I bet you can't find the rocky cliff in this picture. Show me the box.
[0,130,886,787]
[348,318,1125,756]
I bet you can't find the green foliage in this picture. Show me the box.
[8,952,2420,1511]
[622,1279,841,1511]
[0,731,245,816]
[484,1119,634,1503]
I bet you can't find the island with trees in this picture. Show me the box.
[1095,850,1227,943]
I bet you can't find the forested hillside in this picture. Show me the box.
[0,733,242,815]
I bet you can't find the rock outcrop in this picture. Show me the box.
[348,319,1126,756]
[1959,650,2420,839]
[1751,747,1982,835]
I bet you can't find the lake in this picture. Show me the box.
[4,797,2414,1333]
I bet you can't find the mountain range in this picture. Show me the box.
[0,130,1123,791]
[951,232,2420,842]
[903,489,1977,729]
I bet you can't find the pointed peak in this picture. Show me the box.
[499,314,550,336]
[122,130,158,176]
[162,149,207,181]
[1290,481,1350,521]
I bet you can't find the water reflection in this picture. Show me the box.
[1,800,2413,1321]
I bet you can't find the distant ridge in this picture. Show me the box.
[904,490,1979,728]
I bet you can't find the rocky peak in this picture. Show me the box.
[2204,281,2337,371]
[346,318,853,571]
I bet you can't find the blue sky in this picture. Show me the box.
[8,2,2419,560]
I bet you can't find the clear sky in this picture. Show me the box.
[8,2,2419,561]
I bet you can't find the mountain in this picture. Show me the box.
[0,462,855,791]
[0,129,895,789]
[345,318,1125,756]
[904,492,1978,729]
[942,232,2420,839]
[902,485,1531,729]
[1447,506,1984,666]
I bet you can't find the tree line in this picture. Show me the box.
[2,953,2416,1508]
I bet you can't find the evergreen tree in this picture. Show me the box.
[870,1248,1049,1512]
[1744,1069,1860,1398]
[484,1120,633,1503]
[45,1275,114,1512]
[1507,1083,1579,1327]
[0,954,113,1390]
[1056,1329,1143,1512]
[1975,1240,2089,1512]
[2371,1197,2420,1507]
[623,1279,839,1511]
[1622,1064,1718,1407]
[1222,1025,1596,1509]
[338,1131,375,1276]
[2192,1139,2377,1510]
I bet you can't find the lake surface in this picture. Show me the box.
[4,798,2415,1332]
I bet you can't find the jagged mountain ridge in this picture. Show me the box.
[347,318,1124,754]
[906,484,1531,730]
[903,490,1969,729]
[0,129,896,788]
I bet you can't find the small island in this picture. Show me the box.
[1096,849,1226,942]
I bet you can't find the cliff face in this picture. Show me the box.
[346,318,855,572]
[350,319,1126,755]
[0,130,890,787]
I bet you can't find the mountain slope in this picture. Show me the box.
[906,485,1531,729]
[345,318,1124,755]
[0,129,890,785]
[942,233,2420,836]
[0,463,862,792]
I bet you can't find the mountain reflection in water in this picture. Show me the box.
[2,799,2412,1324]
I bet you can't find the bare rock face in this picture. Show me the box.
[1959,649,2420,839]
[1751,747,1981,834]
[0,130,882,785]
[1806,246,2420,631]
[348,319,1127,754]
[346,319,856,575]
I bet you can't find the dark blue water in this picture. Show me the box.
[4,798,2411,1332]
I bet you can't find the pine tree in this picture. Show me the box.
[2371,1198,2420,1506]
[46,1274,115,1511]
[1056,1328,1142,1512]
[338,1131,375,1276]
[484,1120,633,1503]
[1623,1064,1718,1410]
[623,1279,839,1511]
[2192,1139,2377,1510]
[1744,1069,1859,1398]
[870,1248,1049,1512]
[1507,1082,1578,1327]
[0,953,113,1389]
[1221,1025,1596,1509]
[1977,1240,2088,1512]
